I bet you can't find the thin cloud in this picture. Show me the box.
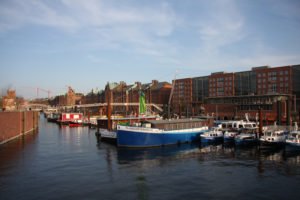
[0,0,178,59]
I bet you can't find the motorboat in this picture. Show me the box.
[200,126,223,143]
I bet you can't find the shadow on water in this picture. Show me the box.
[116,143,200,165]
[0,129,39,188]
[97,135,300,176]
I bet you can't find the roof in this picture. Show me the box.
[151,82,171,91]
[144,118,207,125]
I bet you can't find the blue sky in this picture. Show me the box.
[1,0,300,99]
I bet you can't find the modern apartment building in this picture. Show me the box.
[173,64,300,123]
[172,78,193,115]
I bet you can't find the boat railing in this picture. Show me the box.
[118,125,163,133]
[117,124,208,133]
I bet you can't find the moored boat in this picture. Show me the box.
[286,123,300,149]
[99,128,117,144]
[235,127,259,146]
[69,120,83,127]
[117,119,209,148]
[200,126,223,143]
[260,126,286,146]
[223,130,238,142]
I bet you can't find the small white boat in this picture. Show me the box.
[200,126,223,143]
[286,123,300,149]
[260,122,286,146]
[235,127,259,146]
[224,130,238,142]
[222,114,257,142]
[99,128,117,143]
[260,130,286,146]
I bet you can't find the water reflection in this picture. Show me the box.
[136,174,149,200]
[2,116,299,200]
[0,129,39,186]
[96,137,300,176]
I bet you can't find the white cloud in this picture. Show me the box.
[0,0,178,59]
[239,54,300,68]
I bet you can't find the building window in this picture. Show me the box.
[268,71,277,81]
[269,83,277,93]
[258,73,261,77]
[179,82,184,89]
[285,76,289,81]
[258,85,261,89]
[280,83,284,87]
[285,70,289,75]
[179,90,184,97]
[258,79,261,83]
[280,77,284,81]
[280,71,283,75]
[263,72,266,77]
[263,84,266,88]
[285,82,289,87]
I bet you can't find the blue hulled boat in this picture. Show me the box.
[200,126,223,143]
[286,123,300,149]
[117,119,209,148]
[235,127,259,146]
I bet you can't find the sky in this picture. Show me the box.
[1,0,300,99]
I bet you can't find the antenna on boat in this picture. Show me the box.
[294,122,298,132]
[245,113,249,122]
[168,70,178,119]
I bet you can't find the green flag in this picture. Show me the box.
[139,90,146,114]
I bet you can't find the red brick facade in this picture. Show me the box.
[209,72,234,97]
[0,111,39,145]
[255,66,292,95]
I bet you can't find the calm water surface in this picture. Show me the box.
[1,115,300,200]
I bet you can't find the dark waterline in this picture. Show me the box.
[1,116,300,200]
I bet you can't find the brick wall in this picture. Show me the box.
[0,111,39,145]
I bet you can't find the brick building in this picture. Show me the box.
[49,87,82,107]
[209,72,235,97]
[1,89,16,111]
[103,80,172,115]
[172,64,300,123]
[172,78,193,116]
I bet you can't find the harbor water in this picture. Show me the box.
[1,115,300,200]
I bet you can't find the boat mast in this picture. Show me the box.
[168,70,178,119]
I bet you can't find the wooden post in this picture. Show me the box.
[107,92,112,131]
[259,108,263,138]
[23,111,26,134]
[179,103,182,119]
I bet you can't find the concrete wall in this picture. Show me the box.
[0,111,39,145]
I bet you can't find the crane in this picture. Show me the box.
[168,70,178,119]
[22,86,52,98]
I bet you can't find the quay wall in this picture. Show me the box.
[0,111,39,145]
